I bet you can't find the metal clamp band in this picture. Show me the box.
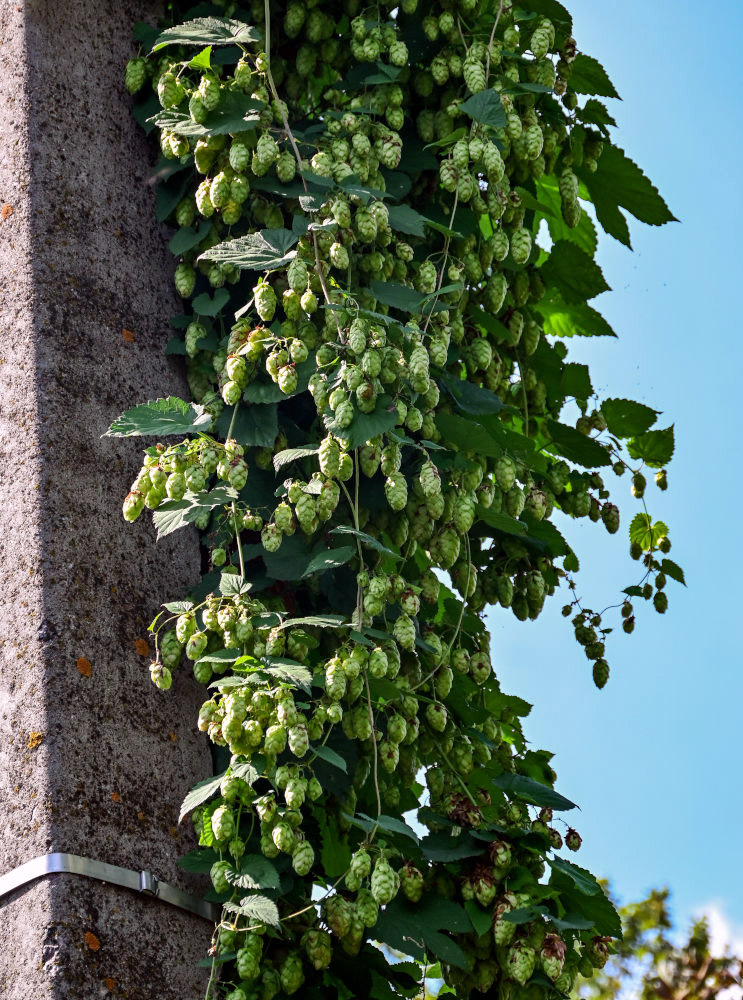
[0,853,218,923]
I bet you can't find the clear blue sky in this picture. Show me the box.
[489,0,743,938]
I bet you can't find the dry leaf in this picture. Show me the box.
[134,639,150,656]
[76,657,92,677]
[84,931,101,951]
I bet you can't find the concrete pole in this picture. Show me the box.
[0,1,213,995]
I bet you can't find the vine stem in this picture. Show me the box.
[261,0,344,340]
[422,190,459,337]
[485,1,506,87]
[232,501,246,577]
[363,666,383,826]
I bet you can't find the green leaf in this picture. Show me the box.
[561,363,593,401]
[326,398,399,449]
[273,447,319,472]
[105,396,212,437]
[148,92,263,138]
[661,559,686,586]
[627,426,675,468]
[464,900,494,937]
[478,507,528,536]
[199,229,298,271]
[576,98,618,131]
[532,177,597,256]
[539,240,610,304]
[439,373,509,416]
[152,486,238,539]
[179,773,224,822]
[629,513,669,552]
[578,144,677,248]
[493,774,577,811]
[435,412,502,459]
[602,398,659,438]
[319,813,352,877]
[311,744,348,773]
[387,204,428,238]
[569,54,620,98]
[302,546,356,577]
[219,574,252,597]
[192,287,230,317]
[420,832,483,862]
[537,293,617,339]
[188,45,213,71]
[200,648,242,666]
[231,760,260,784]
[226,893,280,928]
[169,220,213,256]
[343,812,420,842]
[216,402,278,449]
[178,847,219,873]
[272,614,348,631]
[521,516,570,557]
[329,525,402,561]
[152,17,260,50]
[263,660,313,692]
[368,280,427,315]
[458,89,506,129]
[517,0,572,29]
[163,600,194,614]
[545,420,612,468]
[549,858,601,895]
[226,855,280,891]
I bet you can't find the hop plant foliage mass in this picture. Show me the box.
[112,0,683,997]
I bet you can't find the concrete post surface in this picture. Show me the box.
[0,1,213,995]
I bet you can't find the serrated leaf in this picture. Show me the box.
[148,92,263,138]
[627,426,675,468]
[152,17,260,51]
[343,811,420,842]
[546,420,612,468]
[220,574,252,596]
[226,855,280,890]
[188,45,213,71]
[578,144,677,248]
[216,402,278,449]
[199,229,298,271]
[178,847,219,873]
[198,648,242,666]
[493,774,577,811]
[163,600,194,614]
[540,240,610,304]
[273,447,318,472]
[458,89,506,129]
[329,525,402,561]
[225,893,280,928]
[478,507,528,536]
[517,0,572,29]
[302,546,355,577]
[439,372,508,415]
[326,399,399,449]
[661,559,686,586]
[537,293,617,339]
[387,204,428,237]
[602,398,659,438]
[179,772,224,822]
[152,486,238,539]
[421,832,483,862]
[272,614,348,631]
[464,900,494,937]
[569,54,620,98]
[561,363,593,401]
[231,759,260,784]
[311,744,348,773]
[169,220,213,256]
[532,177,598,256]
[263,660,313,692]
[629,513,669,552]
[576,98,618,131]
[435,412,502,459]
[105,397,212,437]
[192,287,230,317]
[368,280,427,315]
[549,858,601,896]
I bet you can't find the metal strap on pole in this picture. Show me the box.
[0,853,218,923]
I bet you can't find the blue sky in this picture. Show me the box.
[489,0,743,940]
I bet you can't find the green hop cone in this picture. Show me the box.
[510,227,533,265]
[302,929,332,970]
[400,865,424,902]
[124,57,147,95]
[210,859,232,894]
[254,279,277,321]
[593,659,610,689]
[211,804,236,843]
[393,613,416,650]
[385,471,408,511]
[174,262,196,298]
[507,942,537,986]
[370,859,398,905]
[122,490,145,523]
[292,838,314,875]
